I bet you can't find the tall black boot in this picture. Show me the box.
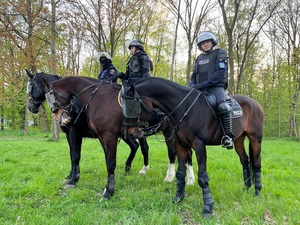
[218,103,233,149]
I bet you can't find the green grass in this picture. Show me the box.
[0,130,300,224]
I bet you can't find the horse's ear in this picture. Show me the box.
[42,77,50,91]
[25,69,34,79]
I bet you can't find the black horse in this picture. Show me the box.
[26,71,195,189]
[125,77,264,217]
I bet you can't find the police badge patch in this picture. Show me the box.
[110,69,116,75]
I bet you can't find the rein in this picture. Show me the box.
[161,89,201,141]
[165,89,201,126]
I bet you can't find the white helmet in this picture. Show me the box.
[97,52,112,61]
[196,31,218,50]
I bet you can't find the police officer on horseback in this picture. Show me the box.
[189,31,233,149]
[98,52,118,83]
[118,39,151,84]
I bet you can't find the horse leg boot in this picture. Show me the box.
[173,168,186,203]
[218,102,233,149]
[254,170,262,196]
[198,173,214,217]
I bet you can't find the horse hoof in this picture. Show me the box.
[172,195,184,204]
[65,184,76,189]
[139,165,149,175]
[254,190,261,197]
[102,188,114,199]
[63,178,70,185]
[202,212,213,219]
[164,176,174,183]
[125,165,131,172]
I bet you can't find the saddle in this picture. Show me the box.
[120,80,141,119]
[205,94,243,119]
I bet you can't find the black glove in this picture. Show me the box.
[117,72,126,79]
[193,84,203,90]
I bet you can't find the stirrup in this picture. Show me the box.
[221,135,233,150]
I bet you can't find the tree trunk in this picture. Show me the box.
[51,0,59,140]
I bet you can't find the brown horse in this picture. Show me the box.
[124,77,264,217]
[42,76,195,199]
[26,71,162,189]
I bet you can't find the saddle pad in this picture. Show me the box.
[205,94,243,119]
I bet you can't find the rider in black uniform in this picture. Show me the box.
[118,39,151,84]
[189,31,233,149]
[98,52,118,83]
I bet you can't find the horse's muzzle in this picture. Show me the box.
[126,127,144,139]
[28,103,40,114]
[55,109,71,126]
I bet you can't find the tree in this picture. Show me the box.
[0,0,51,132]
[163,0,217,85]
[218,0,282,95]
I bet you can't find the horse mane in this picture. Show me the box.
[135,77,191,92]
[36,72,62,80]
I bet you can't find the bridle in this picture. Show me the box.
[27,74,46,106]
[45,81,104,114]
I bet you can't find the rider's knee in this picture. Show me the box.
[218,102,231,114]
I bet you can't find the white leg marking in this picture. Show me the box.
[164,163,175,182]
[139,165,149,175]
[186,164,195,185]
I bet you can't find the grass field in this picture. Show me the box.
[0,130,299,225]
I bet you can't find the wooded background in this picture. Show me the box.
[0,0,299,139]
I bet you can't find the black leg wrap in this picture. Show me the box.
[202,186,214,216]
[254,171,262,196]
[243,169,251,189]
[198,177,214,217]
[173,170,186,203]
[103,174,115,199]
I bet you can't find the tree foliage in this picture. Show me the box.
[0,0,299,138]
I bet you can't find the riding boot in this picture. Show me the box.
[218,103,233,149]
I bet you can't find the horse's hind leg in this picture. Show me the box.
[138,137,149,174]
[122,136,139,172]
[248,135,263,196]
[234,135,252,189]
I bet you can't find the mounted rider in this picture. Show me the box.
[97,52,118,83]
[189,31,233,149]
[118,39,151,84]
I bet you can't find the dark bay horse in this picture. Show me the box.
[125,77,264,217]
[26,71,194,189]
[40,75,195,198]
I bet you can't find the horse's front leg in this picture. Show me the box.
[138,137,149,174]
[122,135,139,172]
[164,137,176,183]
[194,143,214,217]
[173,143,188,203]
[63,127,82,189]
[101,135,117,199]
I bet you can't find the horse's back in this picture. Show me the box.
[231,94,264,137]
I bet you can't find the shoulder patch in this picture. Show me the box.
[110,69,116,75]
[219,62,225,68]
